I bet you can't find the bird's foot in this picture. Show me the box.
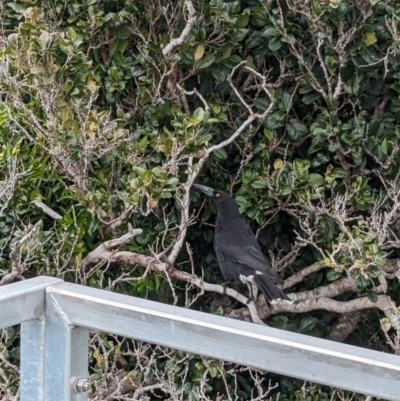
[246,295,255,305]
[220,282,229,295]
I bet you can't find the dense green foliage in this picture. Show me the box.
[1,0,400,399]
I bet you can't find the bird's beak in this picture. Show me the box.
[192,183,214,197]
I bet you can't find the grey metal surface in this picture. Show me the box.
[0,276,61,328]
[21,319,46,401]
[1,277,399,400]
[70,327,90,401]
[47,281,400,401]
[45,290,89,401]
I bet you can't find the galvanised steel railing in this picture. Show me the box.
[1,276,399,401]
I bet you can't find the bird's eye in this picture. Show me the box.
[214,192,220,198]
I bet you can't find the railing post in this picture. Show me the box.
[0,276,62,401]
[20,319,46,401]
[45,290,89,401]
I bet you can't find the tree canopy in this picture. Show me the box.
[1,0,400,399]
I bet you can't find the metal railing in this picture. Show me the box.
[1,276,399,401]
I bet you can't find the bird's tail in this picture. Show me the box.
[253,274,288,303]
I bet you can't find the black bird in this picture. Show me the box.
[193,184,288,303]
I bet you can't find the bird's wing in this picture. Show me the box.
[213,237,225,261]
[213,237,240,282]
[222,243,283,283]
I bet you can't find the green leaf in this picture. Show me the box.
[321,215,336,240]
[381,138,388,156]
[281,34,295,45]
[197,132,213,144]
[194,44,205,60]
[235,196,249,207]
[268,315,289,329]
[211,64,229,82]
[280,186,292,196]
[213,147,227,160]
[237,13,249,28]
[160,191,172,198]
[302,92,320,104]
[274,158,284,170]
[331,168,348,178]
[367,291,378,303]
[250,9,268,27]
[367,266,380,278]
[193,107,205,122]
[251,178,267,189]
[115,25,130,40]
[363,31,377,46]
[165,177,180,187]
[135,232,150,245]
[308,173,324,186]
[245,55,255,69]
[246,206,258,219]
[356,274,370,290]
[345,76,362,95]
[222,46,232,59]
[369,243,379,255]
[109,39,120,56]
[236,374,252,394]
[364,231,377,243]
[264,27,281,36]
[215,306,224,315]
[196,55,216,69]
[265,112,285,129]
[268,37,283,52]
[246,31,265,49]
[195,362,204,371]
[326,269,342,281]
[299,317,319,333]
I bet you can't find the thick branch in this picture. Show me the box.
[294,276,357,302]
[265,295,395,319]
[162,0,196,56]
[81,236,264,325]
[80,225,143,268]
[325,311,361,342]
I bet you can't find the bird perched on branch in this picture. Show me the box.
[193,183,288,303]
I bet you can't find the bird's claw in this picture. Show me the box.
[221,282,228,295]
[246,295,255,305]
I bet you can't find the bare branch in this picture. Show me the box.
[266,295,396,321]
[177,84,210,111]
[33,200,63,220]
[162,0,196,56]
[326,311,361,342]
[80,225,143,269]
[81,230,265,324]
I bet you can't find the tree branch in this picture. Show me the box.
[162,0,196,56]
[80,232,265,325]
[33,200,63,220]
[264,295,396,321]
[325,311,361,342]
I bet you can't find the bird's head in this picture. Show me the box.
[192,183,240,218]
